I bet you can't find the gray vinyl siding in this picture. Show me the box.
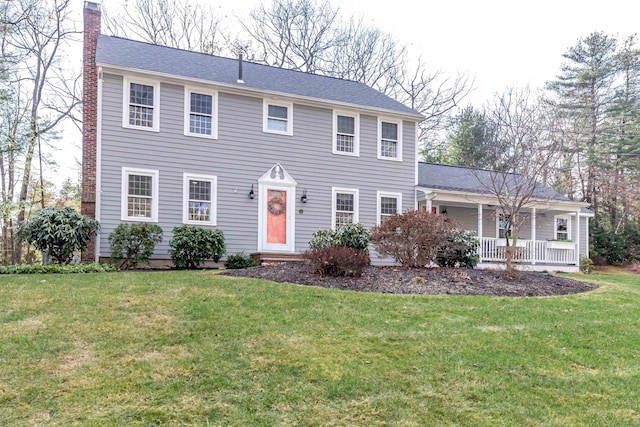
[98,72,416,259]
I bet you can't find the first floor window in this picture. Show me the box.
[183,174,217,225]
[378,191,401,224]
[554,215,571,240]
[497,213,512,238]
[121,168,159,222]
[124,78,159,131]
[332,188,359,228]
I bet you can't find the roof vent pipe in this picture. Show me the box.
[237,54,244,83]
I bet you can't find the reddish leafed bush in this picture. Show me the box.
[370,210,459,268]
[304,245,370,277]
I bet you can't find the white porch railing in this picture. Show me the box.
[478,237,577,265]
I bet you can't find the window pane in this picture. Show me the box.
[337,115,355,134]
[336,134,354,153]
[381,122,397,140]
[268,118,288,131]
[130,83,154,106]
[189,201,211,222]
[335,212,353,227]
[381,140,397,158]
[128,196,152,218]
[336,193,354,212]
[380,196,397,216]
[128,174,152,197]
[190,114,212,134]
[190,93,212,115]
[268,104,288,119]
[189,180,211,201]
[129,105,154,127]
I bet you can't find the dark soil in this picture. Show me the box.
[221,262,597,297]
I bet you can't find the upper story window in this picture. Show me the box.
[377,191,402,224]
[185,87,218,139]
[333,112,359,156]
[554,215,571,240]
[332,187,359,229]
[121,167,159,222]
[378,118,403,161]
[263,100,293,135]
[183,173,217,225]
[123,77,159,131]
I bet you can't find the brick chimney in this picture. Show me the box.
[81,1,101,262]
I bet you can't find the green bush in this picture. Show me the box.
[0,262,114,274]
[309,223,370,252]
[580,257,594,274]
[304,245,369,277]
[108,223,163,269]
[17,207,100,264]
[224,252,258,269]
[169,225,226,269]
[436,230,480,269]
[370,210,459,268]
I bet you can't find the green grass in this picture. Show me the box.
[1,269,639,426]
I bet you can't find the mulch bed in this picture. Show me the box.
[221,262,597,297]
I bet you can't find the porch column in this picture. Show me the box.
[531,208,536,264]
[575,209,581,264]
[477,204,483,263]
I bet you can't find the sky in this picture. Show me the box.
[56,0,637,186]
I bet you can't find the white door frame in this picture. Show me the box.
[257,164,297,253]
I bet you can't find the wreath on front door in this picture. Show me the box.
[268,197,286,216]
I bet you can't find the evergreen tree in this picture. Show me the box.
[445,105,494,168]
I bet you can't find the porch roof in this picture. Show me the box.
[417,162,592,214]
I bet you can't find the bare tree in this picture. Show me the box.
[478,87,561,276]
[103,0,224,54]
[1,0,80,263]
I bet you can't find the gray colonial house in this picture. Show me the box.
[81,2,590,271]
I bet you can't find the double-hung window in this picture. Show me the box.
[378,118,402,161]
[377,191,402,224]
[263,100,293,135]
[554,215,571,240]
[183,174,217,225]
[123,78,159,131]
[332,187,359,229]
[121,168,159,222]
[333,112,359,156]
[185,88,218,138]
[497,213,512,238]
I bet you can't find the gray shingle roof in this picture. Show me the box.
[96,35,422,118]
[418,162,573,202]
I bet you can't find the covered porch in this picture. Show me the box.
[417,188,592,273]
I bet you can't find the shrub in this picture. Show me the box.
[436,230,480,269]
[224,252,258,269]
[109,223,163,269]
[169,225,225,269]
[304,245,369,277]
[0,262,115,274]
[17,207,100,264]
[309,223,370,252]
[580,257,594,274]
[370,210,458,268]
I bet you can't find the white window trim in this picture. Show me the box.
[184,87,218,139]
[263,99,293,136]
[183,173,217,226]
[376,191,402,225]
[554,215,572,240]
[377,117,403,161]
[331,187,359,229]
[121,167,159,222]
[122,77,160,132]
[332,110,360,156]
[496,211,513,238]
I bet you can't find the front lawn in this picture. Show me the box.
[1,269,639,426]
